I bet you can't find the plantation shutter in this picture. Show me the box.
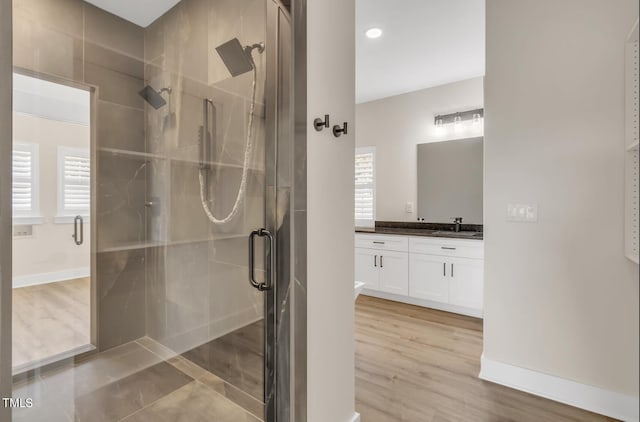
[61,148,90,214]
[355,148,375,227]
[12,144,35,213]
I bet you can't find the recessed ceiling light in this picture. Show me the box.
[365,28,383,39]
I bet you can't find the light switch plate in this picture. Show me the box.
[507,202,538,222]
[405,202,414,213]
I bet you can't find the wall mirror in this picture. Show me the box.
[417,137,483,224]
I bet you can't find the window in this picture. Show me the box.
[12,142,41,223]
[57,146,90,221]
[355,146,376,228]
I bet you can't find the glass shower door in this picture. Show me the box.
[4,0,282,421]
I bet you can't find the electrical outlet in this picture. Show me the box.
[13,225,33,237]
[507,202,538,222]
[405,202,414,213]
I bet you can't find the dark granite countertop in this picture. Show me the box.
[356,221,484,240]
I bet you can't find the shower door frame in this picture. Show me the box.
[9,67,99,374]
[265,1,289,420]
[1,0,14,420]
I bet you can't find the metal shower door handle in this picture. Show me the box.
[72,215,84,245]
[248,228,275,291]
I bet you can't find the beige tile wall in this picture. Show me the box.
[13,0,147,350]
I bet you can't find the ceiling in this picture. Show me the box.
[356,0,485,103]
[85,1,483,101]
[85,0,181,27]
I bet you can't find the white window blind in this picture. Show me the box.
[12,142,39,216]
[58,147,90,216]
[355,147,376,227]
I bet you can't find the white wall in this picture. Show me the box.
[355,77,484,222]
[306,0,356,420]
[12,113,90,286]
[484,0,639,409]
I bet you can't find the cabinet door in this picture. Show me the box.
[448,257,484,310]
[355,248,380,291]
[409,253,448,303]
[378,250,409,295]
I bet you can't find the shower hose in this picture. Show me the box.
[198,64,258,225]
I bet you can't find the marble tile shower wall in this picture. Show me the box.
[142,0,267,355]
[13,4,300,417]
[13,0,148,350]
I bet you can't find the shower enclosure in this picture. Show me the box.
[0,0,296,421]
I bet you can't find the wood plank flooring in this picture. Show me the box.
[355,295,616,422]
[12,277,91,369]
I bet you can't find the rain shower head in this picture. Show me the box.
[139,85,171,109]
[215,38,264,77]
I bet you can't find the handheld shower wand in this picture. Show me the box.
[199,38,264,225]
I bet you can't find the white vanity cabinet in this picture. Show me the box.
[354,234,409,295]
[356,232,484,318]
[409,236,484,314]
[409,253,449,302]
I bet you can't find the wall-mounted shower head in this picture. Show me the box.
[215,38,264,77]
[139,86,172,109]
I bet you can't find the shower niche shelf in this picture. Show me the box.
[98,147,265,172]
[98,234,250,253]
[98,147,165,160]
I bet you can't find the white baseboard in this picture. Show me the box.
[349,412,361,422]
[13,267,90,288]
[361,289,483,318]
[479,354,639,422]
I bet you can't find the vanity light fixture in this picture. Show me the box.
[434,108,484,127]
[365,28,383,39]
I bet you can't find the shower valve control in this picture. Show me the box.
[332,122,348,138]
[313,114,330,131]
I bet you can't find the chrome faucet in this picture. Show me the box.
[452,217,463,232]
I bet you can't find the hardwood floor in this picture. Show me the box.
[12,277,91,370]
[355,295,615,422]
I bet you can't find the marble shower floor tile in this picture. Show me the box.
[120,381,261,422]
[12,334,265,422]
[166,355,264,419]
[181,320,264,401]
[73,361,192,422]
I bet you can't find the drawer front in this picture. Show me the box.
[355,234,408,252]
[409,237,483,259]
